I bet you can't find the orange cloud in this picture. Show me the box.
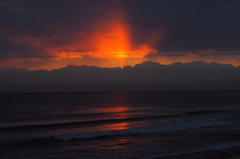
[11,10,158,67]
[49,12,158,67]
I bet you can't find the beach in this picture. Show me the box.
[1,91,240,159]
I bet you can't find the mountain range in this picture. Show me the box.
[1,61,240,92]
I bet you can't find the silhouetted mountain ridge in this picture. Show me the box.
[0,61,240,92]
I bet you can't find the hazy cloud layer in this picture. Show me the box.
[1,61,240,92]
[1,0,240,60]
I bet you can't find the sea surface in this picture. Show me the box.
[1,91,240,159]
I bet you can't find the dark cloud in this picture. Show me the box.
[124,0,240,53]
[0,0,240,59]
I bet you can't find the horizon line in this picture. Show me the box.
[0,60,238,71]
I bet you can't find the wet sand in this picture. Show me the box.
[158,122,240,159]
[159,147,240,159]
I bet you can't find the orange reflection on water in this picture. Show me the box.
[105,122,129,130]
[97,92,131,130]
[101,107,130,113]
[99,138,132,150]
[98,106,130,130]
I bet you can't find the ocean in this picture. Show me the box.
[1,91,240,159]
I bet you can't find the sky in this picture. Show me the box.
[1,0,240,70]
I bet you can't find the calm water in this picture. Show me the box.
[1,91,240,159]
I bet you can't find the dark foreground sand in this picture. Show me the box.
[158,122,240,159]
[159,147,240,159]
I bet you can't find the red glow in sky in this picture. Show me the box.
[48,11,157,67]
[1,1,240,70]
[3,9,160,70]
